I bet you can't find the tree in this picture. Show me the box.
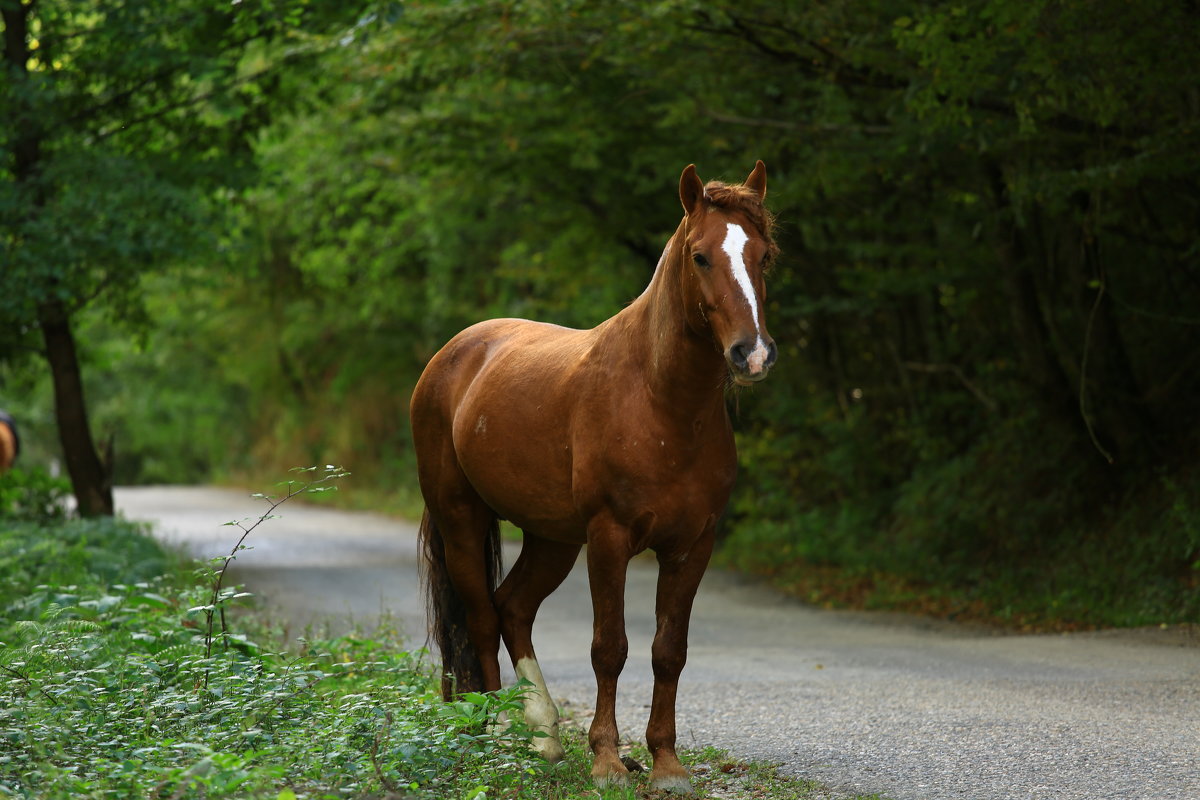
[0,0,363,514]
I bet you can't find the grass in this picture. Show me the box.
[0,467,887,800]
[609,740,889,800]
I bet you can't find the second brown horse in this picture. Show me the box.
[410,161,778,794]
[0,411,19,475]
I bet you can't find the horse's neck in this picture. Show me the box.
[614,221,728,415]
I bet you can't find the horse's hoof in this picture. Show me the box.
[650,772,694,795]
[592,772,631,790]
[532,734,565,764]
[591,756,631,790]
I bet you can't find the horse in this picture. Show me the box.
[0,410,19,474]
[410,161,778,794]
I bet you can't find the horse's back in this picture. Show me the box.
[412,317,590,415]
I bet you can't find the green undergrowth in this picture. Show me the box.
[720,442,1200,631]
[0,469,556,799]
[0,519,546,799]
[0,470,881,800]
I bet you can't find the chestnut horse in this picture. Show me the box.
[410,162,778,793]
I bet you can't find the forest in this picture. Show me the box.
[3,0,1198,628]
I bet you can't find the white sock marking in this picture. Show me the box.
[721,222,769,373]
[515,656,564,762]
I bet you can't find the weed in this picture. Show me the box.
[192,465,350,665]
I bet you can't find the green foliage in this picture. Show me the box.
[0,580,545,799]
[723,410,1200,627]
[197,466,350,662]
[0,499,552,800]
[0,0,349,344]
[0,468,70,522]
[0,518,170,612]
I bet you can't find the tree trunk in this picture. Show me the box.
[7,2,113,516]
[39,299,114,517]
[986,163,1077,421]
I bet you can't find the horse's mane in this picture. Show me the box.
[702,180,780,267]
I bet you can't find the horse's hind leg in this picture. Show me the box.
[493,534,581,762]
[425,487,505,696]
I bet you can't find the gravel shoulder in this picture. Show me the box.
[117,486,1200,800]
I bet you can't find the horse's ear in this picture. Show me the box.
[744,160,767,200]
[679,164,705,216]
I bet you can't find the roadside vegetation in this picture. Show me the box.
[0,468,886,800]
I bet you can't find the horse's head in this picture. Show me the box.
[678,161,779,386]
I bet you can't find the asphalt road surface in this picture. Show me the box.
[116,486,1200,800]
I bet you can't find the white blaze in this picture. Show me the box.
[721,222,770,373]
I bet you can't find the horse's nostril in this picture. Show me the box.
[729,343,750,369]
[764,341,778,370]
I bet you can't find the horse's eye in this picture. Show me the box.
[692,253,710,269]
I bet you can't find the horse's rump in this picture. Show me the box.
[415,317,598,537]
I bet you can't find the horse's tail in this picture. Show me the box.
[419,507,502,700]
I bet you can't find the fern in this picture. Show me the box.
[11,618,43,635]
[152,642,205,664]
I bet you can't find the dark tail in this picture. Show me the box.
[419,508,502,700]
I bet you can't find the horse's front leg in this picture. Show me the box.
[586,516,632,788]
[646,524,716,795]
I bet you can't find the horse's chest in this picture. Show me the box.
[583,428,737,527]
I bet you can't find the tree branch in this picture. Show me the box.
[702,106,890,136]
[66,63,197,128]
[687,9,1145,140]
[94,41,323,141]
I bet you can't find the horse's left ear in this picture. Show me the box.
[744,160,767,200]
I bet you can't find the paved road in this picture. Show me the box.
[116,486,1200,800]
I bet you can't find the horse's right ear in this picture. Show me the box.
[744,160,767,200]
[679,164,705,216]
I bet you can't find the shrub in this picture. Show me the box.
[0,468,70,522]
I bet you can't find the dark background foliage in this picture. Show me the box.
[3,0,1198,627]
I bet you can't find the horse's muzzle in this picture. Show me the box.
[727,338,777,384]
